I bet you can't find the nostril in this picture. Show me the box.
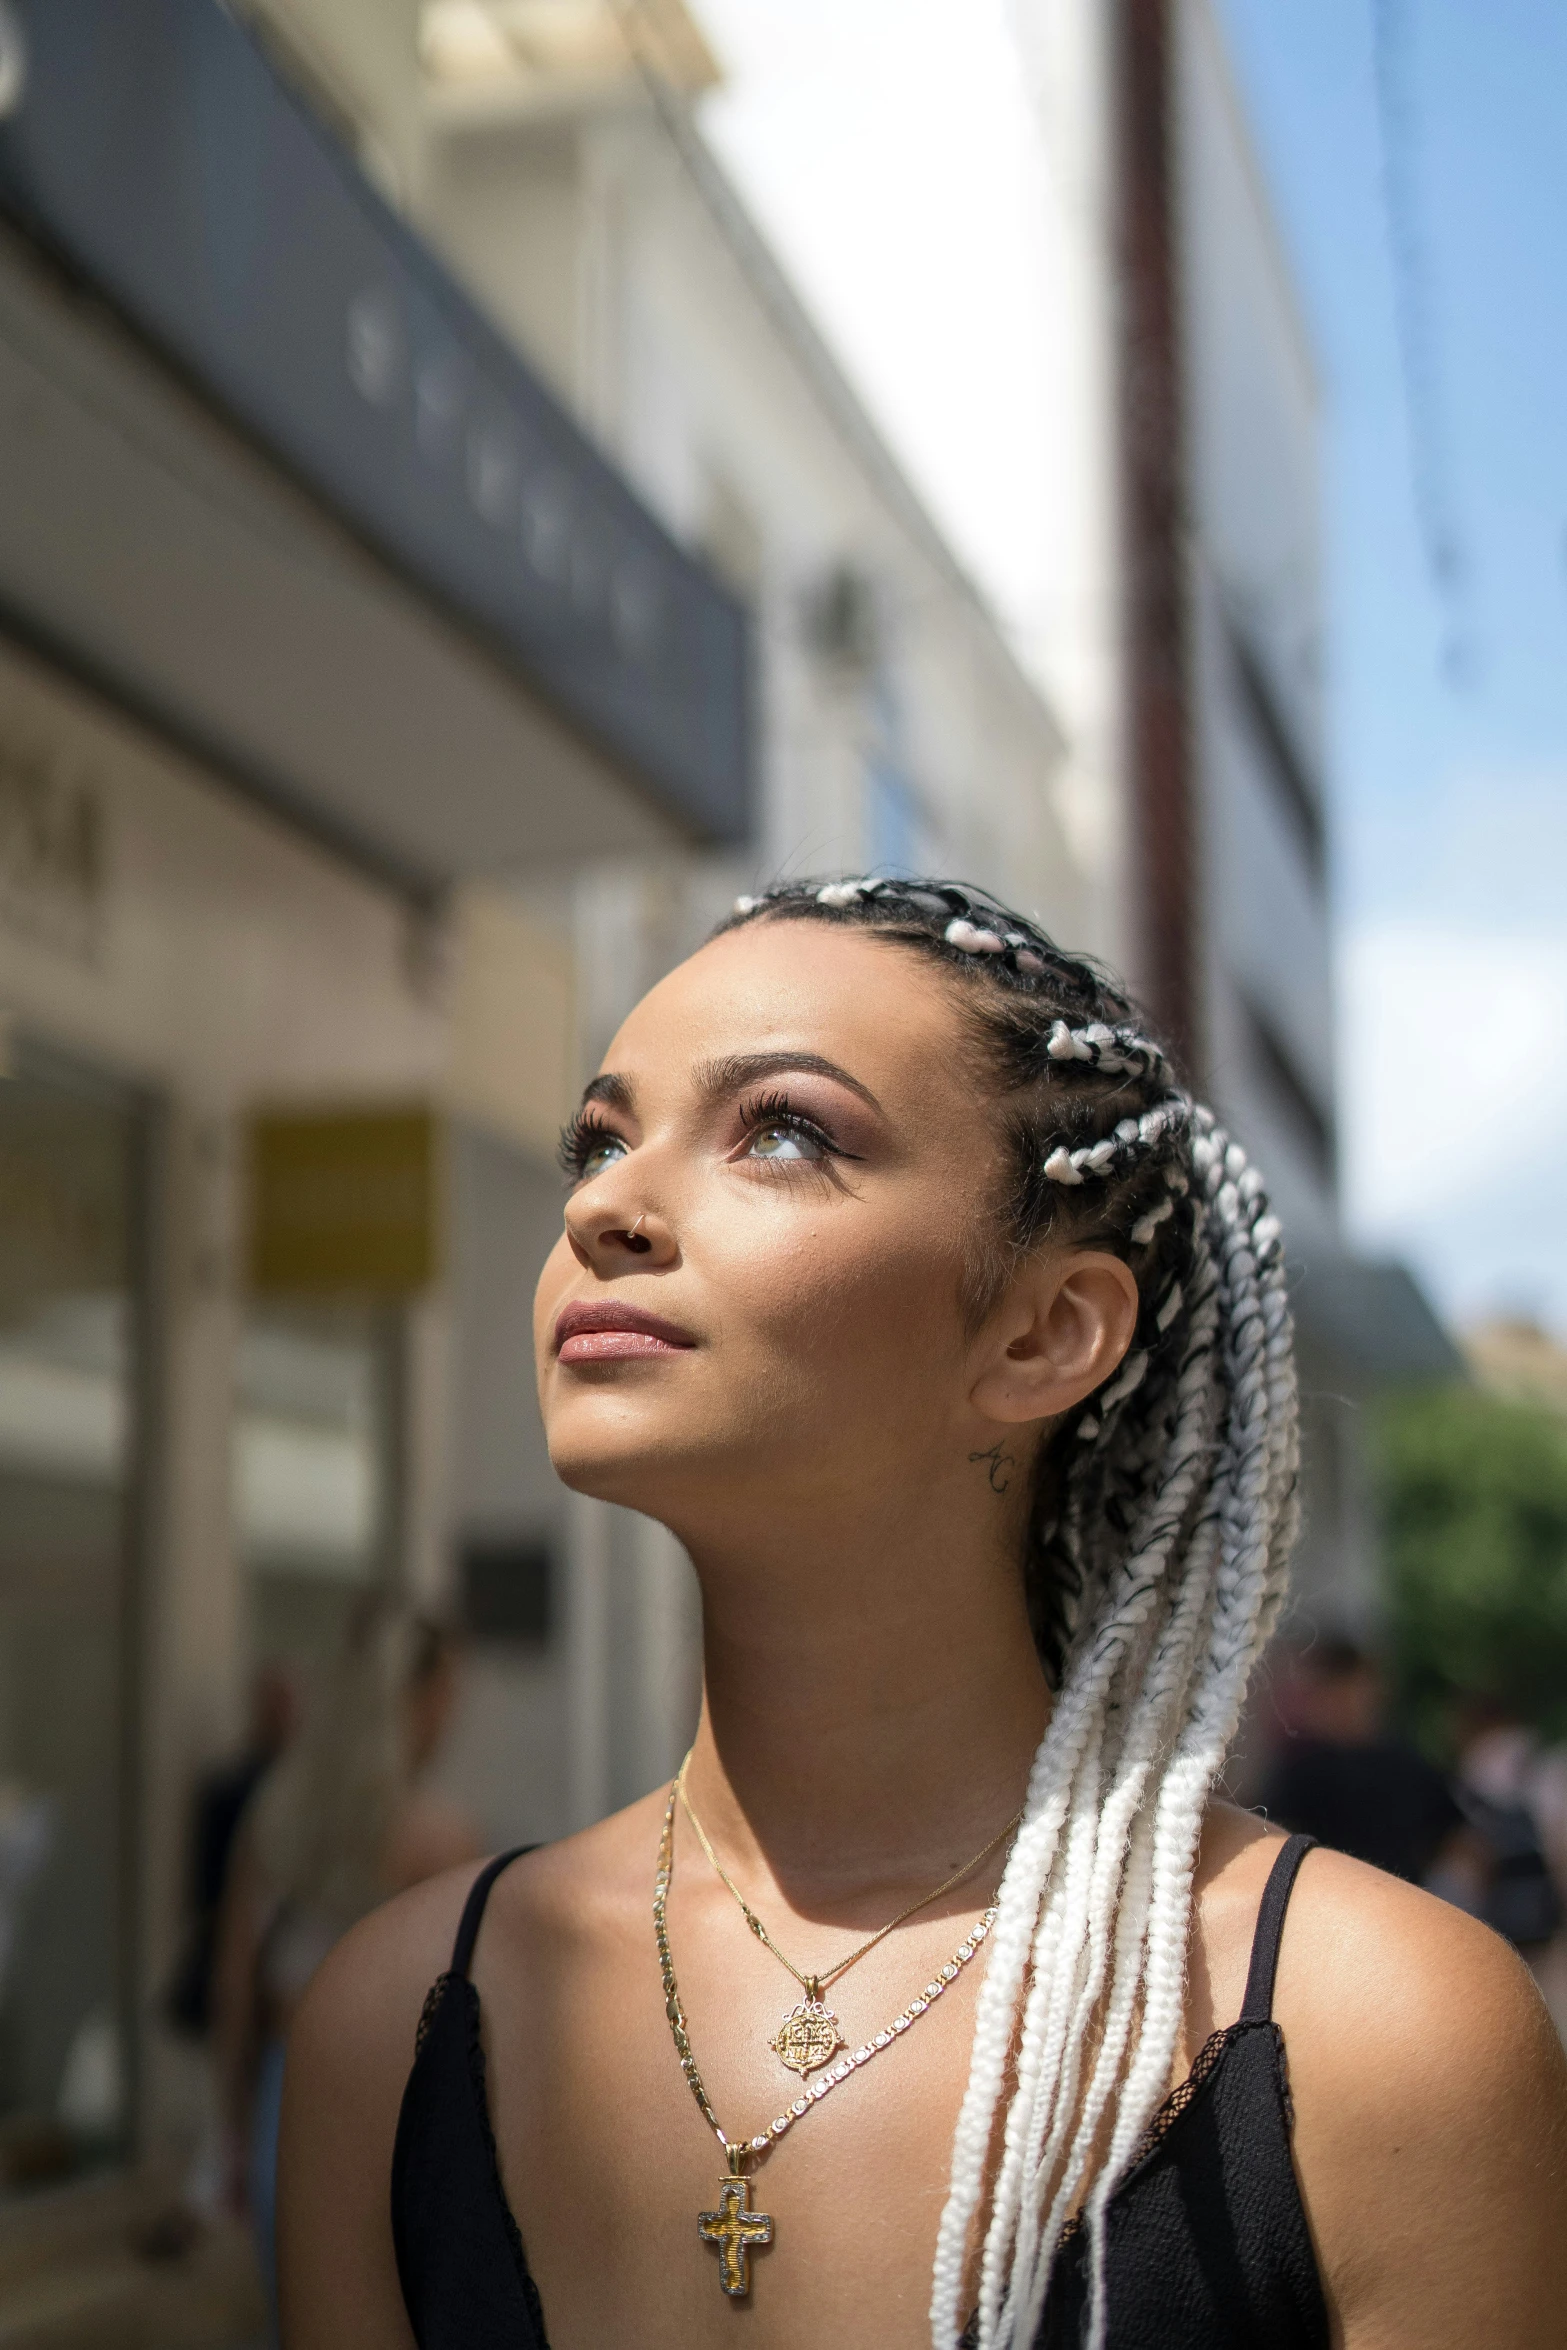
[624,1230,653,1254]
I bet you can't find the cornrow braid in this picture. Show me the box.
[714,878,1300,2350]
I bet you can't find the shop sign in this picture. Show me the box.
[249,1107,440,1296]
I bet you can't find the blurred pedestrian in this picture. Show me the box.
[1445,1697,1565,2000]
[214,1598,479,2336]
[1259,1635,1461,1881]
[168,1662,299,2043]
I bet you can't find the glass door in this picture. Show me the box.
[0,1043,145,2195]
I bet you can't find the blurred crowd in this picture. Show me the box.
[1260,1638,1567,2031]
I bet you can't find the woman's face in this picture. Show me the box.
[533,921,1034,1540]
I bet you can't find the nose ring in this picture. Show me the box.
[628,1213,646,1240]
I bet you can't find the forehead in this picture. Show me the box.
[604,920,970,1097]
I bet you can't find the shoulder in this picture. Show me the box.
[1277,1844,1567,2344]
[278,1857,501,2350]
[1279,1838,1562,2107]
[278,1801,666,2349]
[288,1856,493,2111]
[290,1787,666,2093]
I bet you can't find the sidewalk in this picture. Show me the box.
[0,2172,264,2350]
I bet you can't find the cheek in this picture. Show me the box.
[698,1186,969,1402]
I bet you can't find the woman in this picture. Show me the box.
[280,880,1567,2349]
[216,1598,479,2325]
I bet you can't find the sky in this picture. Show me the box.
[695,0,1567,1338]
[1213,0,1567,1334]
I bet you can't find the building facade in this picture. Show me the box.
[0,0,1081,2310]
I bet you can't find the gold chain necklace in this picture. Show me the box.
[654,1780,1005,2299]
[677,1752,1023,2078]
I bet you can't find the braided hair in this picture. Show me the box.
[716,878,1299,2350]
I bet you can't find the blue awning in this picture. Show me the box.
[0,0,751,873]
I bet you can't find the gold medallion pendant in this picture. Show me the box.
[770,1987,845,2076]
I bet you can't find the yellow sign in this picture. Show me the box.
[248,1107,440,1295]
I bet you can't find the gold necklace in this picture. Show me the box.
[676,1753,1022,2078]
[654,1780,1004,2299]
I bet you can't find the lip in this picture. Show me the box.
[553,1299,698,1364]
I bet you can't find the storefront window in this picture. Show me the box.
[0,1046,143,2196]
[234,1306,399,1676]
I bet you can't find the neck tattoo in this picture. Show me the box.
[655,1775,1015,2299]
[968,1440,1018,1495]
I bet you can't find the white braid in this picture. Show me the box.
[1010,1535,1220,2346]
[1129,1195,1175,1245]
[930,1112,1298,2350]
[1045,1019,1167,1078]
[934,1261,1223,2336]
[1042,1101,1188,1188]
[945,917,1008,954]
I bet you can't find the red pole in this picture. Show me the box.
[1112,0,1202,1081]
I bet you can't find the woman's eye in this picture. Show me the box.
[747,1120,825,1163]
[578,1134,628,1180]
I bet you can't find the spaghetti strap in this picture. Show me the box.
[1240,1833,1316,2023]
[450,1847,536,1979]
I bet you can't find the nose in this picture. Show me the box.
[563,1191,672,1271]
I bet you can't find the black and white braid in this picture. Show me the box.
[716,879,1300,2350]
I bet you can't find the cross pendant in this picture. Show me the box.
[697,2166,774,2297]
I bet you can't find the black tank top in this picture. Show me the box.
[391,1835,1328,2349]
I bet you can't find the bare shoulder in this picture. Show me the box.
[1276,1844,1567,2347]
[291,1784,667,2081]
[279,1858,498,2350]
[289,1856,485,2093]
[1279,1838,1565,2113]
[278,1804,661,2350]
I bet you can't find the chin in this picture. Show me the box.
[546,1436,658,1510]
[544,1385,786,1533]
[544,1393,705,1514]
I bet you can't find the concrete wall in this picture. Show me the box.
[1177,0,1335,1252]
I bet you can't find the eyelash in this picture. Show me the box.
[558,1108,621,1181]
[558,1090,855,1184]
[734,1091,846,1164]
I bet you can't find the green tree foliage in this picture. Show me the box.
[1377,1387,1567,1747]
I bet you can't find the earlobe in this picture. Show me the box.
[971,1250,1141,1428]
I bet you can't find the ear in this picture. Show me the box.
[969,1248,1140,1427]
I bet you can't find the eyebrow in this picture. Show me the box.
[577,1052,884,1120]
[693,1051,884,1113]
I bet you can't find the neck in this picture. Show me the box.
[675,1471,1051,1900]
